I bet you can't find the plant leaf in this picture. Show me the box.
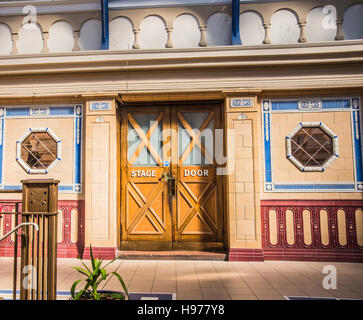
[80,260,92,275]
[73,267,91,278]
[112,272,130,300]
[107,292,125,300]
[71,279,83,298]
[89,244,95,270]
[74,289,85,300]
[100,268,107,280]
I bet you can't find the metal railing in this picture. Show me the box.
[0,198,21,301]
[0,184,58,300]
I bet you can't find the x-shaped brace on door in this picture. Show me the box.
[177,112,214,165]
[128,113,163,166]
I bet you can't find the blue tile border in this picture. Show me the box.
[6,106,76,118]
[262,97,363,192]
[74,105,83,193]
[0,104,83,194]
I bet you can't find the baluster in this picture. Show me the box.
[165,26,173,48]
[11,34,19,54]
[298,19,307,43]
[132,27,141,49]
[73,31,80,51]
[335,18,344,40]
[263,22,271,44]
[199,25,207,47]
[42,32,49,53]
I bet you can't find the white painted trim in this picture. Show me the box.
[16,127,61,174]
[0,2,100,15]
[0,0,293,14]
[286,122,338,172]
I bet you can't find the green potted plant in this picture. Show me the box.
[70,245,130,300]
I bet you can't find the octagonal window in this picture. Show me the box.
[16,128,61,174]
[286,122,338,172]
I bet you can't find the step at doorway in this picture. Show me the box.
[116,250,227,261]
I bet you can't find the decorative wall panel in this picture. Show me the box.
[261,200,363,262]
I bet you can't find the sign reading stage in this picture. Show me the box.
[131,170,156,177]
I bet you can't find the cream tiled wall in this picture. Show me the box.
[271,111,354,184]
[260,102,363,201]
[3,117,74,186]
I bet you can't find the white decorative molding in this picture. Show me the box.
[30,106,50,116]
[90,101,111,111]
[298,99,322,111]
[16,127,61,174]
[230,98,254,108]
[285,122,338,172]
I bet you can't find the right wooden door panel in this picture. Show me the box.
[171,105,225,249]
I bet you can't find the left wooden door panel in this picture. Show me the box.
[121,107,172,250]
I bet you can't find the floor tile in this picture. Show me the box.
[257,295,285,300]
[226,287,254,295]
[1,258,363,300]
[230,294,258,300]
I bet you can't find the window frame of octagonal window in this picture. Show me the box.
[285,122,339,172]
[16,128,62,174]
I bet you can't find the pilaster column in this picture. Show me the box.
[84,100,118,255]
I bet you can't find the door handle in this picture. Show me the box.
[167,177,176,197]
[160,173,176,197]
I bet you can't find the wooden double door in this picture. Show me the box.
[120,104,224,251]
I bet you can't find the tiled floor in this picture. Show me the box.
[1,258,363,300]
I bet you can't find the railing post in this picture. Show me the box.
[20,179,59,300]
